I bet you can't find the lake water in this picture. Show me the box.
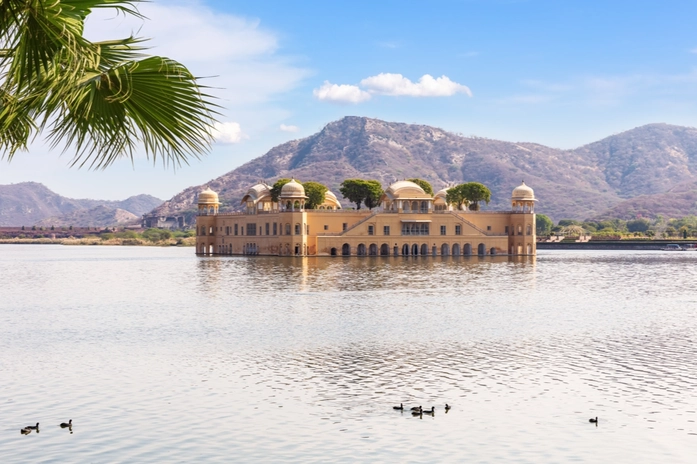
[1,245,696,463]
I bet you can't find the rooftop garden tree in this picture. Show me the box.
[302,181,328,209]
[0,0,216,169]
[339,179,384,210]
[446,182,491,211]
[445,185,469,210]
[461,182,491,211]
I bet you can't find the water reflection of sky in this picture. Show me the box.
[1,246,696,462]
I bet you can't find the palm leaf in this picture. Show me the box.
[0,1,217,168]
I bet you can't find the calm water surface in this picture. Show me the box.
[1,245,696,463]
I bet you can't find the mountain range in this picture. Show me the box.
[0,182,162,227]
[150,117,697,222]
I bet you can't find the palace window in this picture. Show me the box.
[401,223,429,235]
[234,224,238,235]
[266,223,270,235]
[526,225,532,235]
[517,225,523,235]
[505,226,509,235]
[273,223,277,235]
[295,223,301,235]
[384,225,390,236]
[246,223,256,236]
[343,223,347,231]
[324,225,329,231]
[440,225,446,235]
[487,225,491,231]
[455,224,462,235]
[368,225,374,235]
[285,223,291,235]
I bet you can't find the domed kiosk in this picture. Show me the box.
[280,179,307,211]
[511,181,536,213]
[197,187,219,216]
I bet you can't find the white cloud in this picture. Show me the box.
[360,73,472,97]
[313,81,372,104]
[280,124,299,133]
[83,2,310,107]
[212,122,246,144]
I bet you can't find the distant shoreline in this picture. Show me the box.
[538,240,697,250]
[0,237,195,247]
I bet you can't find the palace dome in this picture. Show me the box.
[321,190,342,209]
[325,190,338,202]
[241,183,271,204]
[384,180,430,200]
[198,187,219,205]
[434,188,449,200]
[280,179,306,198]
[512,181,535,201]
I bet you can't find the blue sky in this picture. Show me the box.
[3,0,697,200]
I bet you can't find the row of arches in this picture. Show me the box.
[330,243,495,256]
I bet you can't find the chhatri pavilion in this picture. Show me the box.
[196,179,537,257]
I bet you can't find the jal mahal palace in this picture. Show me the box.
[195,180,537,257]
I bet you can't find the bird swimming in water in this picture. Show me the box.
[423,406,435,415]
[410,406,422,412]
[20,428,31,435]
[445,404,452,411]
[60,420,72,428]
[589,417,598,424]
[393,403,404,410]
[24,423,39,430]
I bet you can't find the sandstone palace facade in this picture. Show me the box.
[196,180,537,257]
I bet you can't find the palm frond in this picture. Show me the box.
[47,56,218,169]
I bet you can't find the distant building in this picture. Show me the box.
[195,180,537,256]
[141,214,185,230]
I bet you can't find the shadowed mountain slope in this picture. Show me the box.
[0,182,162,226]
[151,117,697,222]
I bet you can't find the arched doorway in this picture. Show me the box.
[441,243,450,256]
[478,243,486,255]
[357,243,367,256]
[421,244,429,255]
[380,244,390,256]
[411,244,419,256]
[527,244,532,255]
[452,243,461,256]
[330,247,337,256]
[369,243,378,256]
[402,244,410,256]
[342,243,350,256]
[490,247,496,255]
[464,243,472,255]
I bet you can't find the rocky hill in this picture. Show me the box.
[35,205,139,228]
[147,117,697,222]
[0,182,162,226]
